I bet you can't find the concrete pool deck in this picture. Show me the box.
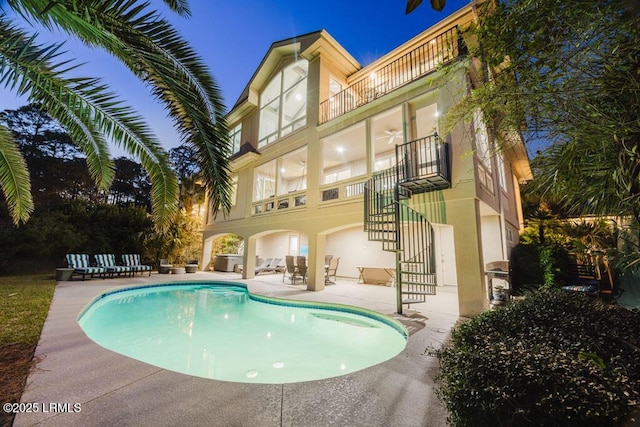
[15,271,459,427]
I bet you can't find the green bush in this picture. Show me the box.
[0,200,153,273]
[510,243,544,292]
[510,242,571,293]
[434,290,640,426]
[539,243,571,288]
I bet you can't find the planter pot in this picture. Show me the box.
[171,267,186,274]
[56,268,74,281]
[185,265,198,273]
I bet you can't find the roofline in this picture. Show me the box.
[230,30,324,111]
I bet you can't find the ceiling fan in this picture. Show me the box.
[377,129,403,144]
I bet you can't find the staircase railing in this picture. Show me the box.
[364,163,437,314]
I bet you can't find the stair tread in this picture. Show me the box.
[402,291,436,296]
[402,298,427,304]
[401,283,436,286]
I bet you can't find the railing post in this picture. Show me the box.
[456,26,468,56]
[393,164,404,315]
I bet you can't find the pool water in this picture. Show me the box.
[78,283,407,384]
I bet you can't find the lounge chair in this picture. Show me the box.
[255,258,273,274]
[121,254,152,276]
[94,254,132,278]
[65,254,107,281]
[271,258,284,273]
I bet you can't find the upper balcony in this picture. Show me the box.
[319,26,466,124]
[397,134,450,193]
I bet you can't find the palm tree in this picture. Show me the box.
[405,0,447,13]
[0,0,231,230]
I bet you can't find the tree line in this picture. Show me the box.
[0,105,203,273]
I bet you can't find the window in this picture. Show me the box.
[278,147,307,195]
[371,107,403,172]
[230,176,238,206]
[254,160,276,202]
[253,147,308,202]
[473,110,492,171]
[473,110,494,190]
[230,123,242,154]
[321,124,366,184]
[497,148,507,191]
[258,60,308,147]
[330,76,342,97]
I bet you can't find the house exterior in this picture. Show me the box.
[201,4,532,317]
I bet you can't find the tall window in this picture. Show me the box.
[254,160,276,201]
[473,110,492,171]
[321,123,366,184]
[230,123,242,154]
[258,60,308,147]
[230,176,238,206]
[278,147,307,195]
[473,110,494,190]
[253,147,308,202]
[371,107,403,172]
[496,148,507,191]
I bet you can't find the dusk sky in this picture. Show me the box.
[1,0,471,154]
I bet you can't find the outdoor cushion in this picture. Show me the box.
[65,254,107,280]
[94,254,132,278]
[561,284,599,295]
[122,254,152,275]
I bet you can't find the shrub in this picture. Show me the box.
[510,242,571,293]
[433,290,640,426]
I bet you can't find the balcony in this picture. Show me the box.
[397,134,450,193]
[319,26,466,124]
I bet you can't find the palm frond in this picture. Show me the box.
[0,19,114,189]
[0,19,178,230]
[0,126,34,225]
[162,0,191,17]
[16,0,232,217]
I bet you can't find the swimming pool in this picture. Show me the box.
[78,282,407,384]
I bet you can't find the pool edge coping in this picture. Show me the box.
[76,281,409,339]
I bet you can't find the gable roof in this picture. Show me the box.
[229,30,360,116]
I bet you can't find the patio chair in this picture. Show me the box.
[283,255,304,284]
[296,256,308,284]
[255,257,274,274]
[65,254,107,281]
[94,254,132,278]
[121,254,152,276]
[325,256,340,285]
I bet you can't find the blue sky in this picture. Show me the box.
[0,0,471,154]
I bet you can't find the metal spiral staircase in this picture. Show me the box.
[364,134,450,314]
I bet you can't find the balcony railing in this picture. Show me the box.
[319,26,466,124]
[320,177,367,203]
[396,134,450,193]
[253,190,307,215]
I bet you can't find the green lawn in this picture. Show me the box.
[0,273,55,425]
[0,274,55,345]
